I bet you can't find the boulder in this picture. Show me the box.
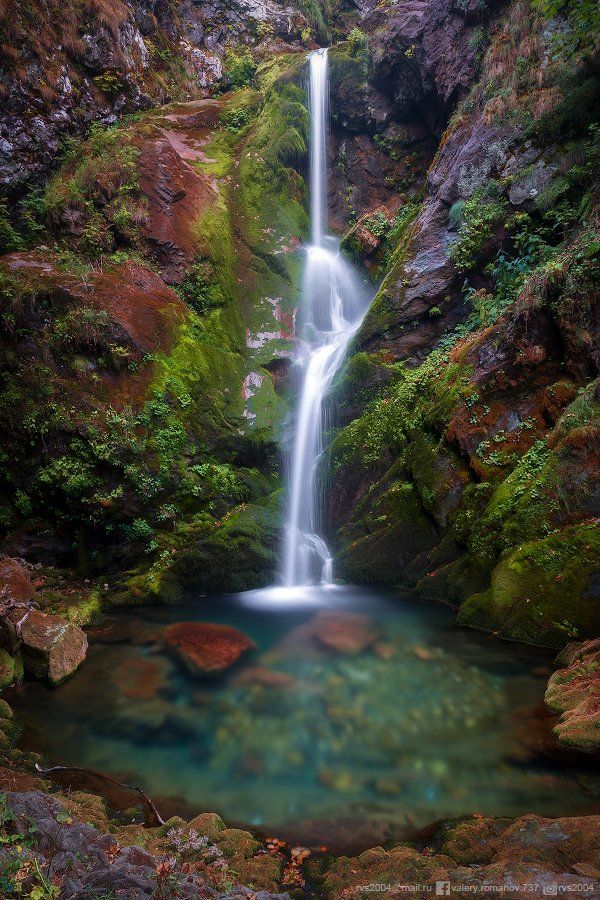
[0,556,34,605]
[163,622,256,676]
[20,610,88,685]
[545,639,600,754]
[312,611,380,655]
[0,556,35,653]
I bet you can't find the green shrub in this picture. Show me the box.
[93,71,123,96]
[0,202,24,253]
[176,259,225,314]
[224,49,256,89]
[221,107,250,132]
[449,186,507,272]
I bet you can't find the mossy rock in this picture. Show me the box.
[0,650,18,688]
[457,525,600,648]
[335,470,439,586]
[0,699,19,750]
[169,501,281,594]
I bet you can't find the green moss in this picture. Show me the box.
[449,186,508,272]
[66,592,102,626]
[457,525,600,647]
[41,122,145,257]
[336,468,437,586]
[0,650,17,689]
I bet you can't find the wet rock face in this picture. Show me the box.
[0,0,310,191]
[366,0,493,122]
[163,622,256,675]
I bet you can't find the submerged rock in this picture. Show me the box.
[163,622,256,676]
[20,610,88,686]
[312,611,380,655]
[545,639,600,754]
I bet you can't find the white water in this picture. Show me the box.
[282,49,370,587]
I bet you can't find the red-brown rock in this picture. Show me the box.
[0,556,34,606]
[545,639,600,754]
[311,611,379,655]
[0,556,35,652]
[233,666,296,690]
[163,622,256,676]
[114,656,172,701]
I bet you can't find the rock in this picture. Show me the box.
[0,649,19,688]
[114,655,173,700]
[233,666,297,690]
[186,811,227,840]
[163,622,256,676]
[374,641,397,660]
[323,813,600,899]
[312,611,380,654]
[545,639,600,754]
[20,610,88,685]
[0,556,34,605]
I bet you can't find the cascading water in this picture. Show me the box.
[282,48,370,588]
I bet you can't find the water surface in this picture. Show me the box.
[10,587,599,845]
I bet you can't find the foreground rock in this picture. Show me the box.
[20,610,88,686]
[545,639,600,754]
[0,790,289,898]
[321,814,600,898]
[163,623,256,676]
[0,556,87,686]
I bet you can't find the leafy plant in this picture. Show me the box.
[223,48,256,89]
[449,186,507,271]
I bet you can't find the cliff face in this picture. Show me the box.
[0,0,316,191]
[326,0,600,647]
[0,0,598,650]
[0,46,313,603]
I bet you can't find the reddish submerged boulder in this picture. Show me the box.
[163,622,256,676]
[312,610,380,655]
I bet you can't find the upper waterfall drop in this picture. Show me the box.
[308,47,328,247]
[281,48,371,588]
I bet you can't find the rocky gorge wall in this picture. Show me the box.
[325,0,600,650]
[0,0,598,646]
[0,1,599,896]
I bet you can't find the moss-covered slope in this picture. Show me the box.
[326,0,600,648]
[0,55,311,599]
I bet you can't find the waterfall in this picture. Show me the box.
[281,48,370,588]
